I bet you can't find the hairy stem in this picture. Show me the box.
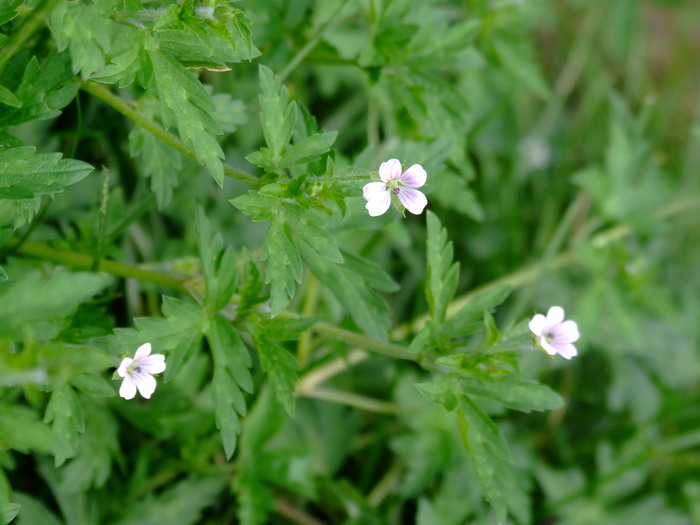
[81,81,258,186]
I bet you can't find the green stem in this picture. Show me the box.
[278,0,351,82]
[80,81,258,186]
[0,0,61,73]
[15,240,188,291]
[301,387,414,414]
[313,320,418,362]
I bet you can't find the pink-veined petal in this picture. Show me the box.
[138,353,166,374]
[133,373,157,399]
[365,190,392,216]
[134,343,152,360]
[117,357,132,378]
[398,187,427,215]
[363,182,387,201]
[554,320,580,344]
[555,343,578,360]
[398,164,427,188]
[119,376,137,399]
[378,159,402,182]
[528,314,547,336]
[546,306,565,326]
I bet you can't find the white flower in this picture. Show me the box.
[528,306,580,360]
[117,343,166,400]
[362,158,428,216]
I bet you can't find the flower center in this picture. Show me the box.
[391,187,400,194]
[127,362,142,375]
[386,178,401,194]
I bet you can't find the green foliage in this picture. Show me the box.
[0,147,93,228]
[206,316,252,459]
[0,1,698,524]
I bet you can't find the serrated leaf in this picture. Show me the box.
[0,147,94,228]
[230,190,276,221]
[50,2,115,79]
[257,65,296,163]
[250,326,299,416]
[106,296,206,382]
[442,285,510,338]
[206,316,252,459]
[0,271,109,339]
[0,52,78,128]
[457,396,528,524]
[128,126,180,208]
[426,211,459,324]
[280,131,337,168]
[459,377,564,413]
[44,385,85,466]
[112,476,226,525]
[145,37,224,185]
[263,214,302,315]
[59,403,117,494]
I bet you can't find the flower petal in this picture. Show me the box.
[134,343,152,360]
[363,182,387,201]
[117,357,132,378]
[378,159,402,182]
[539,336,558,356]
[119,376,137,399]
[138,353,166,375]
[398,164,427,188]
[546,306,565,325]
[133,373,157,399]
[398,187,427,215]
[365,190,391,216]
[553,320,580,344]
[555,343,578,360]
[528,314,546,336]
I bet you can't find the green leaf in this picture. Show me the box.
[0,86,20,108]
[457,396,528,524]
[279,131,337,169]
[50,2,116,79]
[128,126,181,208]
[11,493,61,525]
[145,36,225,185]
[0,406,56,455]
[257,65,296,163]
[107,296,207,382]
[0,52,79,128]
[206,316,252,459]
[230,190,276,221]
[0,147,94,228]
[492,36,550,100]
[0,271,110,339]
[195,206,238,313]
[303,248,394,340]
[43,385,85,466]
[0,0,22,25]
[459,377,564,413]
[113,476,226,525]
[59,403,117,494]
[263,213,302,315]
[0,503,19,524]
[441,285,510,338]
[426,211,459,324]
[250,325,299,416]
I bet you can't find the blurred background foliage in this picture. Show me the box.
[1,0,699,524]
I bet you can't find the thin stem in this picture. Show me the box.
[296,349,369,394]
[301,387,414,414]
[278,0,351,82]
[313,320,418,362]
[81,81,258,186]
[0,0,61,73]
[15,240,188,291]
[297,274,320,367]
[367,462,402,507]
